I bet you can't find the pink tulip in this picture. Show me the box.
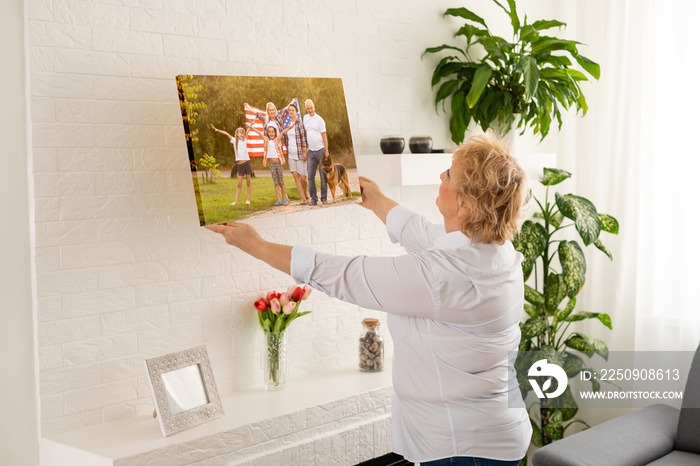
[287,285,296,296]
[282,302,295,314]
[301,285,312,300]
[266,291,278,304]
[270,298,281,314]
[279,293,290,307]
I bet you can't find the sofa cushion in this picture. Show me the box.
[531,404,679,466]
[646,450,700,465]
[676,342,700,454]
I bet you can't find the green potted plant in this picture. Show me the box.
[424,0,600,144]
[513,167,619,456]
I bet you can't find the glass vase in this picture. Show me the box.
[262,331,287,390]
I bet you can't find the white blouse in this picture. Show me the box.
[290,205,532,463]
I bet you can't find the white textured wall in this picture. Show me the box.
[27,0,426,437]
[23,0,585,445]
[1,0,40,464]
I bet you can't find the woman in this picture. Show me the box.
[281,102,309,204]
[206,134,531,465]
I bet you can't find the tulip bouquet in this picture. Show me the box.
[254,285,312,389]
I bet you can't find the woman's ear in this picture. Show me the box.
[457,196,471,219]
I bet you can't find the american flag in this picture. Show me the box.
[244,99,299,157]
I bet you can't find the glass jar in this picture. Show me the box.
[359,318,384,372]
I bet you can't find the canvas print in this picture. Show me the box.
[176,75,358,226]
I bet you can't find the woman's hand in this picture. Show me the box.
[205,222,263,252]
[211,124,217,131]
[359,177,398,225]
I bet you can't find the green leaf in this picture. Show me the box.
[576,92,589,115]
[444,7,487,28]
[558,241,586,298]
[567,332,609,361]
[262,318,271,332]
[557,297,576,320]
[524,284,545,307]
[564,335,594,357]
[521,318,547,340]
[575,54,601,80]
[594,239,613,260]
[599,214,619,234]
[505,0,520,33]
[544,410,564,440]
[563,352,585,378]
[541,168,571,186]
[545,273,566,315]
[521,56,540,100]
[532,19,566,31]
[466,64,493,108]
[520,24,536,42]
[541,55,572,67]
[555,193,601,246]
[557,387,579,420]
[435,80,459,110]
[531,37,580,55]
[530,417,543,447]
[455,25,488,42]
[450,92,469,137]
[514,220,547,280]
[423,45,467,59]
[430,57,464,87]
[550,212,564,228]
[524,303,540,319]
[565,312,613,330]
[566,69,588,81]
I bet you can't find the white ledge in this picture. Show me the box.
[356,153,452,187]
[43,365,394,465]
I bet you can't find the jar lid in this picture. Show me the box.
[362,318,380,328]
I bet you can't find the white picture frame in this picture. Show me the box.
[145,345,224,437]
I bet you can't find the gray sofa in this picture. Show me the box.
[532,343,700,466]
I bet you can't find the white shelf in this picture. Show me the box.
[42,365,393,465]
[356,152,556,189]
[356,153,452,187]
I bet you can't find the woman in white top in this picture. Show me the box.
[206,134,532,465]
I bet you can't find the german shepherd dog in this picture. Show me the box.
[321,156,351,202]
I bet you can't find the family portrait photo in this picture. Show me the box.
[176,75,358,226]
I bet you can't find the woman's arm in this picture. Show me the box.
[204,226,435,317]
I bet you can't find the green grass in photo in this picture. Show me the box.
[196,175,316,224]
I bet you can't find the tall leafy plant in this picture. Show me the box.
[424,0,600,144]
[513,168,619,452]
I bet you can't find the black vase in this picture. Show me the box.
[409,136,433,154]
[380,137,405,154]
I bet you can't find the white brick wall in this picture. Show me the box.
[28,0,427,437]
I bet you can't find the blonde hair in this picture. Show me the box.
[451,134,528,244]
[234,127,245,139]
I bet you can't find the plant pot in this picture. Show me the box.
[262,331,287,390]
[380,137,405,154]
[409,136,433,154]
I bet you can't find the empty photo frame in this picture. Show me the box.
[176,75,358,226]
[145,345,224,437]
